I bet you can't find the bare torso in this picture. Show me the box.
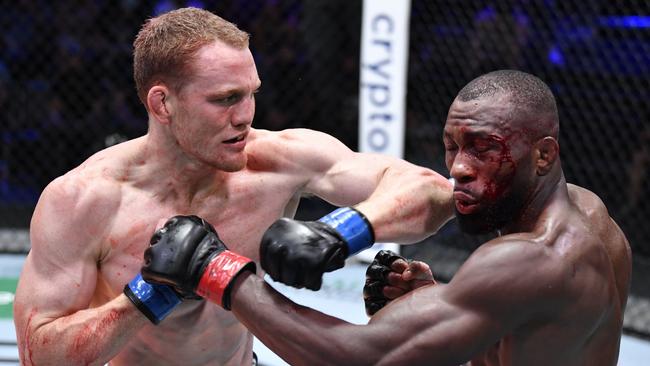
[57,131,304,365]
[467,184,632,366]
[16,124,453,365]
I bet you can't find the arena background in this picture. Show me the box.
[1,0,649,356]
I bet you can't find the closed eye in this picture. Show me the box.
[473,141,491,153]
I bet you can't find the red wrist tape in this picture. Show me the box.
[196,251,254,308]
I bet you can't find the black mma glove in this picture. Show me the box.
[363,250,405,316]
[261,207,375,290]
[141,215,255,310]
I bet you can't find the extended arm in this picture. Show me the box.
[230,270,486,365]
[295,128,454,243]
[259,129,454,289]
[13,178,170,365]
[144,216,569,365]
[233,240,571,365]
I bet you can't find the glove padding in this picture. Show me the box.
[142,215,219,299]
[142,215,255,309]
[363,250,405,316]
[260,218,347,290]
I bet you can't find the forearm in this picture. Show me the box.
[355,166,454,244]
[260,167,454,290]
[22,295,148,366]
[232,273,487,366]
[231,273,381,366]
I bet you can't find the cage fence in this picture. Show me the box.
[1,0,648,337]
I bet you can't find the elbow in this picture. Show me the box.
[17,322,57,366]
[17,325,54,366]
[17,322,105,366]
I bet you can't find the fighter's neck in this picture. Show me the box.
[500,171,567,236]
[128,134,229,206]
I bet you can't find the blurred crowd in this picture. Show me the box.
[0,0,648,256]
[0,0,361,200]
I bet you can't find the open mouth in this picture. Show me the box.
[455,200,480,214]
[223,135,245,144]
[453,190,480,214]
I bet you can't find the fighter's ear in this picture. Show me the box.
[147,85,172,125]
[535,137,559,176]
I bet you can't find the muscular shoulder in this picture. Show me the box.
[246,128,354,173]
[566,183,629,257]
[39,169,121,221]
[250,127,346,144]
[567,184,611,222]
[31,148,127,250]
[566,184,632,302]
[466,238,571,282]
[449,238,574,318]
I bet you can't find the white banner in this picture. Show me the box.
[359,0,411,157]
[357,0,411,261]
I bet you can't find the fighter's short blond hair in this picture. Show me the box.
[133,7,249,105]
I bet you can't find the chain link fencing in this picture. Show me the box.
[399,0,650,339]
[1,0,648,337]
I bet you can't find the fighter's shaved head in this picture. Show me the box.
[457,70,559,140]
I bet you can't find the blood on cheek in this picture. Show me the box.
[480,138,516,201]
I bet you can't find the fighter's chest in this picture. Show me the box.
[118,189,290,248]
[98,179,298,287]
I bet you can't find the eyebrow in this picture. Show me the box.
[209,89,240,97]
[465,131,492,139]
[444,130,506,145]
[207,82,261,98]
[444,129,490,138]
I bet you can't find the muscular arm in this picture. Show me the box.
[231,240,571,365]
[282,129,454,243]
[259,129,454,289]
[14,177,148,365]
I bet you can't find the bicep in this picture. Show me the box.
[366,285,505,365]
[15,248,98,328]
[306,153,400,206]
[289,130,420,206]
[369,243,568,364]
[14,184,103,331]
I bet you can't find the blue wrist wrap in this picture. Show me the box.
[319,207,375,256]
[124,273,181,325]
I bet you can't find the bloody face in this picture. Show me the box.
[443,94,536,234]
